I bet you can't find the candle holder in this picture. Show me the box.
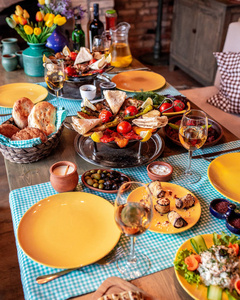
[50,161,79,192]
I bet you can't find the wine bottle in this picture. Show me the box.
[72,15,85,51]
[89,3,104,52]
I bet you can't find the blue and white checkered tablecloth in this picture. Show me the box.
[9,140,240,300]
[0,81,181,124]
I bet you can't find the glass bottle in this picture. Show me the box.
[105,9,117,30]
[72,15,85,51]
[89,3,104,52]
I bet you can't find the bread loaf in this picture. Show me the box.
[11,127,47,143]
[0,124,20,138]
[28,102,56,136]
[12,97,34,129]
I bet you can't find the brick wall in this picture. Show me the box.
[71,0,173,57]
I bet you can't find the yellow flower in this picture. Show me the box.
[54,16,66,26]
[18,16,27,25]
[15,5,23,16]
[38,0,45,5]
[34,27,41,35]
[44,13,49,21]
[23,9,30,19]
[53,14,62,24]
[11,14,19,24]
[48,13,55,20]
[24,25,33,35]
[45,19,54,27]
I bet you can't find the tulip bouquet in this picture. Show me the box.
[6,4,67,44]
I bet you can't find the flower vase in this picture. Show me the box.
[1,38,20,55]
[22,43,54,77]
[46,27,69,53]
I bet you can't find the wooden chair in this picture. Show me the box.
[179,21,240,138]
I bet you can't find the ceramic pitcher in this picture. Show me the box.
[1,38,20,55]
[109,22,132,68]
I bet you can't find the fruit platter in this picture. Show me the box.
[164,115,223,147]
[45,46,112,82]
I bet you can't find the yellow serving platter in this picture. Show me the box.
[0,83,48,108]
[17,192,121,268]
[208,153,240,203]
[128,182,201,234]
[175,234,229,300]
[111,71,166,92]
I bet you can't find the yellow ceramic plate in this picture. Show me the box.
[208,153,240,203]
[111,71,166,92]
[175,234,229,300]
[17,192,121,268]
[0,83,48,108]
[128,182,201,234]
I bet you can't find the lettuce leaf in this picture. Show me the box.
[213,231,240,246]
[174,249,201,286]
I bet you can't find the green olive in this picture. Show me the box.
[86,178,93,186]
[97,170,102,174]
[99,183,104,189]
[90,170,95,173]
[85,172,91,176]
[84,176,91,180]
[99,179,104,184]
[93,179,98,183]
[93,183,99,188]
[103,170,107,173]
[92,173,101,180]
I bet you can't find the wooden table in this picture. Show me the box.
[0,61,238,300]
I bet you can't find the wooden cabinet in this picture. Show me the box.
[170,0,240,86]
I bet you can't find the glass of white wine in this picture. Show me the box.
[45,60,65,107]
[179,109,208,184]
[114,181,153,279]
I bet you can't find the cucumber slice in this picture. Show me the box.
[207,285,223,300]
[190,235,208,254]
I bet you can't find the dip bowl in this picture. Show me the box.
[147,161,173,182]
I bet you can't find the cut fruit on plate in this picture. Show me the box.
[139,130,152,142]
[140,97,153,110]
[91,132,103,143]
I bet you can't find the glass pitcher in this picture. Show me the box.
[109,22,132,68]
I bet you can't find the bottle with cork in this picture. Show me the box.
[72,14,85,51]
[89,3,104,52]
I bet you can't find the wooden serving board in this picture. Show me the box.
[91,277,156,300]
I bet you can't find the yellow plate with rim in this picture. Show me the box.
[0,83,48,108]
[17,192,121,268]
[111,71,166,92]
[128,182,201,234]
[208,153,240,203]
[175,233,229,300]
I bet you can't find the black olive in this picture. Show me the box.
[101,173,107,179]
[111,171,119,177]
[108,174,115,179]
[104,184,112,190]
[112,183,118,190]
[104,180,112,186]
[120,176,128,182]
[219,248,228,256]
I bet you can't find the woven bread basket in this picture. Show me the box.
[0,118,64,163]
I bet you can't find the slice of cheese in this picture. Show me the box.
[74,47,93,65]
[103,90,126,115]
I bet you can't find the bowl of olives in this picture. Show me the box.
[81,169,131,193]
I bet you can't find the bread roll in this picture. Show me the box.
[11,127,47,143]
[12,97,34,129]
[0,124,20,138]
[28,102,56,136]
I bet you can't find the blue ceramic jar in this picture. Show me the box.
[46,27,69,53]
[2,54,18,72]
[1,38,20,55]
[22,43,54,77]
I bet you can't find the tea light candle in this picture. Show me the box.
[50,161,79,193]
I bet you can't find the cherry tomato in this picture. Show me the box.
[124,106,138,116]
[64,66,77,77]
[99,110,112,123]
[89,58,97,65]
[173,100,185,112]
[117,121,132,134]
[159,102,174,113]
[69,52,78,61]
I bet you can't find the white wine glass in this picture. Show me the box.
[179,109,208,184]
[45,60,65,107]
[114,181,153,279]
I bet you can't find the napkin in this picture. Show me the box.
[0,107,67,148]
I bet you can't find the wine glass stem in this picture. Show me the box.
[128,236,137,263]
[185,150,193,175]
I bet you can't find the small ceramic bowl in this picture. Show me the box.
[226,212,240,235]
[147,161,173,182]
[50,161,79,193]
[79,84,96,100]
[209,198,231,219]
